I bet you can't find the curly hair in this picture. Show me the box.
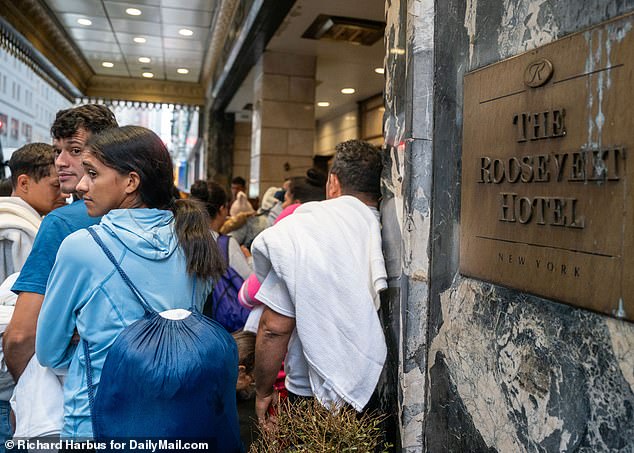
[331,140,383,201]
[50,104,118,139]
[287,168,327,203]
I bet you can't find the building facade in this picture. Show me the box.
[382,0,634,451]
[0,46,70,154]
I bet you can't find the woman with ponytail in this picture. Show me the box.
[35,126,241,447]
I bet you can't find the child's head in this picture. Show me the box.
[8,143,66,215]
[232,330,256,399]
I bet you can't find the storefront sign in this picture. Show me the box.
[460,14,634,321]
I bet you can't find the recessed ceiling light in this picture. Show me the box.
[317,102,330,107]
[142,72,154,78]
[178,28,194,37]
[126,8,142,16]
[101,61,114,68]
[138,57,151,63]
[77,18,92,26]
[374,67,385,74]
[177,68,189,74]
[341,88,356,94]
[133,37,147,44]
[390,47,405,55]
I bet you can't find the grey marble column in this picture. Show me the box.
[383,0,634,451]
[206,109,235,186]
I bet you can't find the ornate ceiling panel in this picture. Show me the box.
[0,0,226,104]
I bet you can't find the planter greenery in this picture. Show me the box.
[249,398,393,452]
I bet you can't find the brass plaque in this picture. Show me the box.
[460,13,634,321]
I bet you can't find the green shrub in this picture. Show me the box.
[249,398,393,452]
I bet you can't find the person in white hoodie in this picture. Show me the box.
[0,142,67,449]
[253,140,388,427]
[0,143,67,282]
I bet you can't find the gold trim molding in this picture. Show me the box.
[0,0,92,92]
[87,76,205,106]
[0,0,207,105]
[202,0,238,91]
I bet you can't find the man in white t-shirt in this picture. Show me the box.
[252,140,387,427]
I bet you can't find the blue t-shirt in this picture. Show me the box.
[12,200,101,295]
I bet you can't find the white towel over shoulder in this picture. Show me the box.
[252,195,387,411]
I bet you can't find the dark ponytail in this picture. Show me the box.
[86,126,225,280]
[189,179,228,220]
[172,198,226,280]
[288,167,327,203]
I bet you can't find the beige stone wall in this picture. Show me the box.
[250,52,316,197]
[360,94,384,147]
[315,106,359,157]
[315,95,384,157]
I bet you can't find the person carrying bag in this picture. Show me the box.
[35,126,242,451]
[83,227,241,449]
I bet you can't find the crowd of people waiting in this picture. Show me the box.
[0,103,388,451]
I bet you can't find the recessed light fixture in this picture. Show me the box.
[374,67,385,74]
[142,72,154,78]
[341,88,356,94]
[138,57,151,63]
[77,18,92,26]
[178,28,194,37]
[390,47,405,55]
[302,14,385,46]
[317,102,330,107]
[126,8,142,16]
[133,37,147,44]
[177,68,189,74]
[101,61,114,68]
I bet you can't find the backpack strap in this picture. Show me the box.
[87,227,155,314]
[82,339,98,437]
[83,227,157,436]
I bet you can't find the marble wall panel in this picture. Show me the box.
[383,0,634,451]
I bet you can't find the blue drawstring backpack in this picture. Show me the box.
[83,228,243,452]
[203,234,250,332]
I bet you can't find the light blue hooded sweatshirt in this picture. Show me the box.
[36,209,212,438]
